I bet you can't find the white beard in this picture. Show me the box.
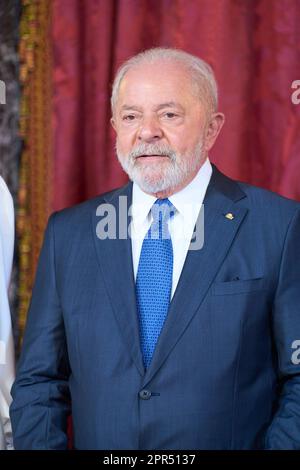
[116,140,205,194]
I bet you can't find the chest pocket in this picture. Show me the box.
[211,277,267,296]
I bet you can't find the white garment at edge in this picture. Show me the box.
[0,176,15,450]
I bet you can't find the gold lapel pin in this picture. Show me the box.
[225,212,234,220]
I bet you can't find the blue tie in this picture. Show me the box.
[136,198,174,369]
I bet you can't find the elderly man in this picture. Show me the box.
[10,48,300,450]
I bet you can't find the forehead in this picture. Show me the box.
[117,61,197,107]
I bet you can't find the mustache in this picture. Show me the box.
[127,143,177,161]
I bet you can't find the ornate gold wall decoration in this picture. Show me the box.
[18,0,52,337]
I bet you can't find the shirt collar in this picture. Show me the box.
[132,157,212,224]
[169,157,212,217]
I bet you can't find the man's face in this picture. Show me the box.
[111,60,222,196]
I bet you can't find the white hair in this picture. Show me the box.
[111,47,218,115]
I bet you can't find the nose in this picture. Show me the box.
[137,116,163,143]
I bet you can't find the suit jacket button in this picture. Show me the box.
[139,389,151,400]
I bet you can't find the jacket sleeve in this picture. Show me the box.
[264,208,300,449]
[10,213,71,449]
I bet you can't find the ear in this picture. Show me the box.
[110,117,116,132]
[204,112,225,151]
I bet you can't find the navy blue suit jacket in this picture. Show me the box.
[10,165,300,449]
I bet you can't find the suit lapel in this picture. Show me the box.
[91,182,145,376]
[142,166,248,387]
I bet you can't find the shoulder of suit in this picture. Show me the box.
[48,183,130,227]
[232,179,300,232]
[212,165,300,224]
[236,179,300,210]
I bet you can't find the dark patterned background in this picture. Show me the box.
[0,0,21,347]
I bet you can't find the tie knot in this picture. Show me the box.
[147,198,175,240]
[152,198,175,222]
[154,198,172,206]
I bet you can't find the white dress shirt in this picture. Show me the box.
[131,158,212,298]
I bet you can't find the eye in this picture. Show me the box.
[163,112,178,119]
[122,114,136,121]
